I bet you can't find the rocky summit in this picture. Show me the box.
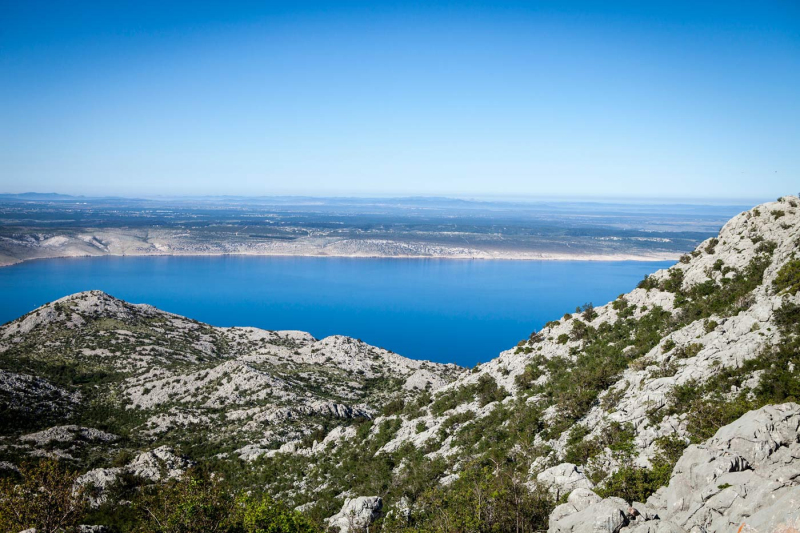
[1,196,799,533]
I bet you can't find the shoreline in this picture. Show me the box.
[0,249,681,268]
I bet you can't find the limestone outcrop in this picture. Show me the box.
[326,496,383,533]
[549,403,800,533]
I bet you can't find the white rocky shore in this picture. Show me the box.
[0,226,683,267]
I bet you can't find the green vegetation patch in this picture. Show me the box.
[774,259,800,295]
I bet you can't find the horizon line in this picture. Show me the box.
[0,190,782,206]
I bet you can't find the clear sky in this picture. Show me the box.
[1,1,798,200]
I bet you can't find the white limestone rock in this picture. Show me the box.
[550,495,631,533]
[76,446,194,507]
[127,446,194,481]
[537,463,594,498]
[547,403,800,533]
[326,496,383,533]
[637,403,800,533]
[20,426,118,446]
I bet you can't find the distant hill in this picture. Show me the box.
[0,192,82,201]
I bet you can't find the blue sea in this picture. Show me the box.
[0,256,670,366]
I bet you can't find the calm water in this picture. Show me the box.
[0,256,670,366]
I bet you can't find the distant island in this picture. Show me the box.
[0,194,749,266]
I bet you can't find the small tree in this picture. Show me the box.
[578,303,597,321]
[133,470,236,533]
[240,495,318,533]
[0,459,87,533]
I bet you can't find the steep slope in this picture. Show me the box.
[249,196,800,527]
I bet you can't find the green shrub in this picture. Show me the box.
[674,343,703,359]
[475,374,509,406]
[410,461,555,533]
[381,397,405,416]
[649,361,678,379]
[563,425,599,465]
[570,320,592,341]
[241,495,318,533]
[0,460,87,533]
[515,361,545,390]
[578,303,597,322]
[132,471,237,533]
[660,269,684,293]
[755,240,777,255]
[597,434,685,504]
[638,275,659,290]
[612,298,628,311]
[774,260,800,295]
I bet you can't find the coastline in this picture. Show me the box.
[0,248,681,268]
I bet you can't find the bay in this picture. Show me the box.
[0,256,671,366]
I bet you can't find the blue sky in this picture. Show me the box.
[1,1,798,200]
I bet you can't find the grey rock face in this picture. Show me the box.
[537,463,595,498]
[76,446,193,507]
[126,445,194,481]
[0,370,80,416]
[740,485,800,532]
[326,496,383,533]
[643,403,800,533]
[550,496,630,533]
[549,403,800,533]
[20,426,118,446]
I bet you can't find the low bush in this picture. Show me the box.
[773,259,800,295]
[0,460,87,533]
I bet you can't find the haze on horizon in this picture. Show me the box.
[1,1,798,200]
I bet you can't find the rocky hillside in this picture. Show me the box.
[0,196,798,532]
[0,291,462,466]
[247,196,800,530]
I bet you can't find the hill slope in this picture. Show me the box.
[0,196,798,532]
[247,196,800,529]
[0,291,462,465]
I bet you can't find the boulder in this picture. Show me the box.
[19,425,118,446]
[550,496,630,533]
[127,446,193,481]
[537,463,594,498]
[641,403,800,532]
[568,488,603,512]
[326,496,383,533]
[548,403,800,533]
[549,489,604,531]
